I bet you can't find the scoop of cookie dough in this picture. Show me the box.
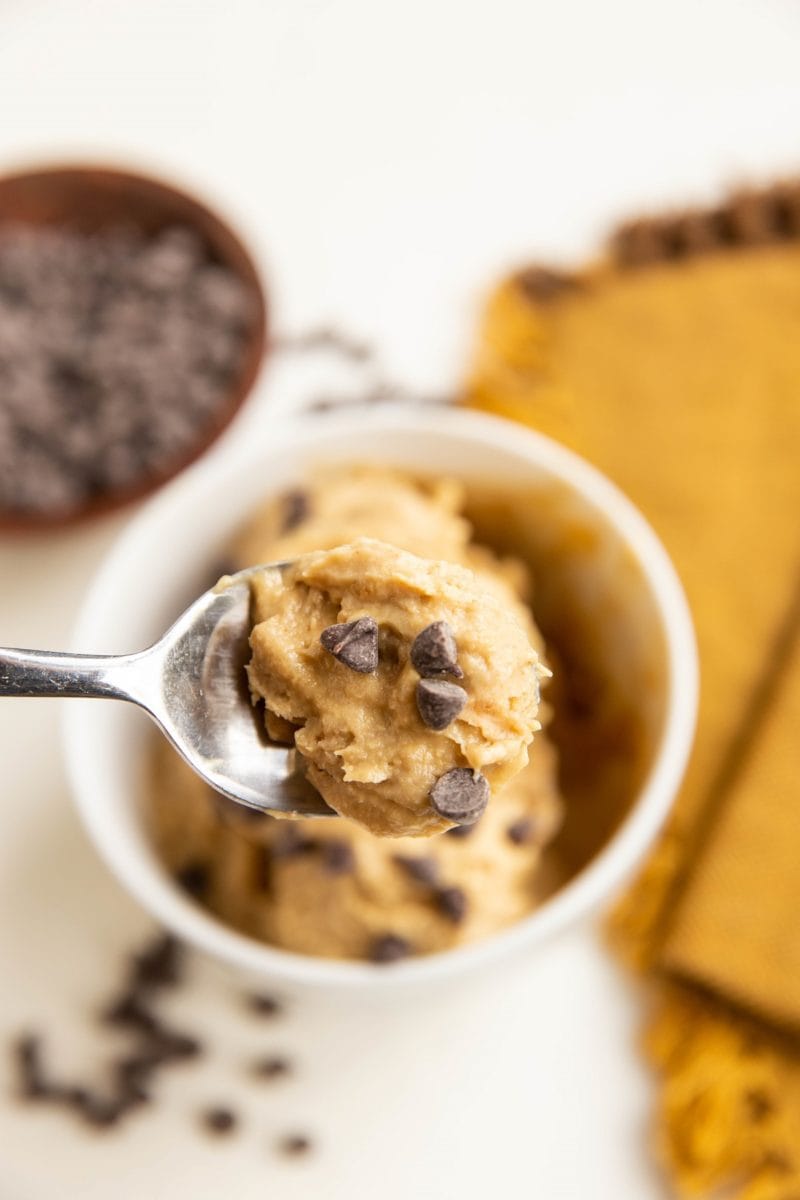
[247,537,544,837]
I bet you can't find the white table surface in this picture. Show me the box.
[1,1,799,1195]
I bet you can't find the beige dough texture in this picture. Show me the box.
[247,538,544,837]
[146,468,564,962]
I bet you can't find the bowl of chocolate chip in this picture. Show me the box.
[65,406,698,992]
[0,164,267,531]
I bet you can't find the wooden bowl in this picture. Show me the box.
[0,164,268,533]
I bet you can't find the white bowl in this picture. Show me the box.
[64,407,697,992]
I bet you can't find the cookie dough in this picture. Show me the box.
[149,724,562,961]
[247,538,544,837]
[146,467,564,961]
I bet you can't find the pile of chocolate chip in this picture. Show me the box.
[319,615,489,826]
[0,222,256,518]
[11,930,313,1158]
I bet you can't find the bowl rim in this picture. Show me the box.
[0,160,269,534]
[64,405,698,990]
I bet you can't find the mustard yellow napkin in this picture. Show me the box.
[466,181,800,1197]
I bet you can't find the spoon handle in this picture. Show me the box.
[0,646,139,701]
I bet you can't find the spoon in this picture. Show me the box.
[0,565,334,818]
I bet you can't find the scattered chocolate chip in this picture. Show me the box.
[369,933,413,964]
[506,817,534,846]
[320,616,379,673]
[416,678,468,731]
[12,929,204,1134]
[81,1096,125,1129]
[13,1034,48,1099]
[246,992,283,1018]
[409,621,463,678]
[252,1055,292,1080]
[201,1106,238,1135]
[103,993,159,1034]
[321,839,356,875]
[430,768,489,825]
[436,886,469,924]
[281,488,311,532]
[132,932,183,990]
[148,1029,202,1062]
[392,854,440,886]
[176,861,210,898]
[278,1132,313,1157]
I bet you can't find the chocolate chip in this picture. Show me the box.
[507,817,534,846]
[103,992,159,1034]
[148,1029,202,1061]
[81,1096,125,1129]
[246,992,283,1017]
[321,839,356,875]
[271,826,317,860]
[131,932,183,989]
[281,488,311,532]
[410,621,463,678]
[430,768,489,824]
[320,616,379,673]
[369,933,413,964]
[278,1133,312,1157]
[252,1055,291,1080]
[445,821,477,839]
[176,861,210,898]
[436,886,469,924]
[416,678,468,730]
[201,1106,238,1135]
[13,1033,48,1099]
[392,854,440,885]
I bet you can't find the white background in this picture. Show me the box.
[1,1,799,1196]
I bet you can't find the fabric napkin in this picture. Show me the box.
[466,180,800,1198]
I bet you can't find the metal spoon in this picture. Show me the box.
[0,565,334,818]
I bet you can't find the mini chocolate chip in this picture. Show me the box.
[506,817,534,845]
[369,933,413,964]
[201,1106,238,1135]
[81,1096,125,1129]
[416,678,467,731]
[132,932,183,989]
[271,827,317,860]
[176,861,210,897]
[13,1034,48,1099]
[392,854,440,885]
[430,768,489,824]
[320,616,379,673]
[246,992,283,1017]
[278,1133,312,1157]
[114,1052,161,1091]
[410,621,463,678]
[321,839,356,875]
[252,1055,291,1080]
[445,821,477,839]
[150,1029,202,1061]
[103,992,159,1033]
[437,886,469,924]
[281,488,311,532]
[58,1085,93,1109]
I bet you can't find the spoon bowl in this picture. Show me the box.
[0,565,333,818]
